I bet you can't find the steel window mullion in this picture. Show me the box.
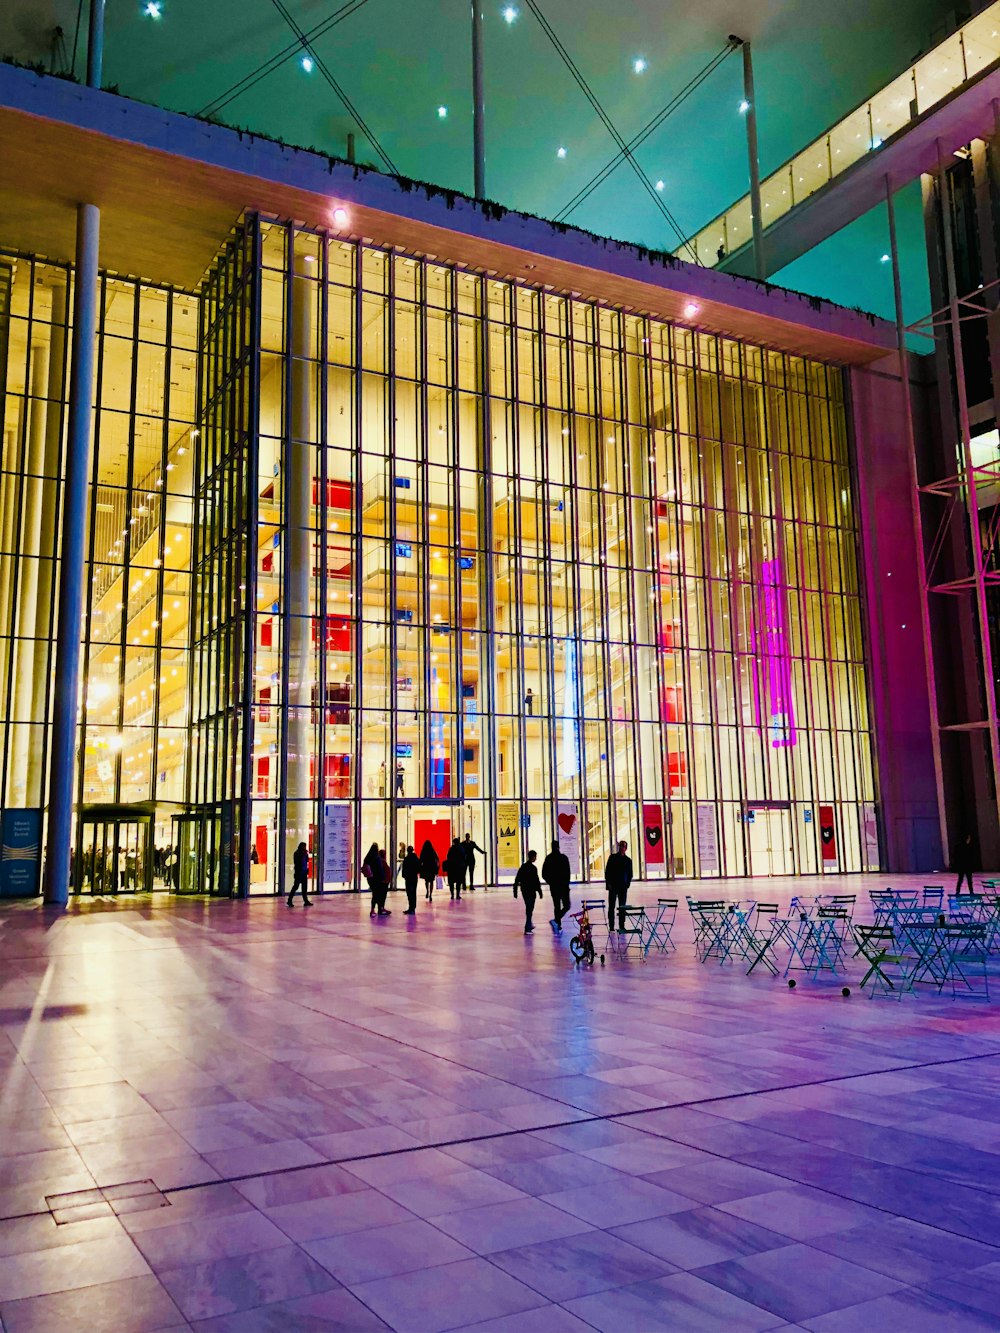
[277,221,294,901]
[316,232,330,891]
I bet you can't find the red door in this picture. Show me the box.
[413,819,451,871]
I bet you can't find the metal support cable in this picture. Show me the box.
[522,0,696,258]
[265,0,397,173]
[557,42,735,223]
[198,0,372,119]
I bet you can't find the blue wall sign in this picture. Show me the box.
[0,808,42,898]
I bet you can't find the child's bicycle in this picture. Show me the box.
[569,906,596,965]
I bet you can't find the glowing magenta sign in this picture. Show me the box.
[754,559,796,748]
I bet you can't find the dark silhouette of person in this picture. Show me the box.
[605,839,633,931]
[419,839,439,901]
[525,687,534,716]
[514,849,542,933]
[288,841,311,907]
[462,832,486,891]
[954,832,976,894]
[542,838,571,932]
[363,842,391,916]
[446,838,465,900]
[401,845,420,914]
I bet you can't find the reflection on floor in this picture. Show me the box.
[2,874,1000,1332]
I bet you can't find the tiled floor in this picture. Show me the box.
[1,873,1000,1331]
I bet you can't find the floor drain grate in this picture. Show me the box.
[46,1179,169,1224]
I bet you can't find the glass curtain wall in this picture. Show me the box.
[247,214,875,892]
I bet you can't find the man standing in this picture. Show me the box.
[605,839,633,932]
[400,844,420,914]
[462,832,486,892]
[514,850,543,934]
[542,838,571,933]
[287,841,312,907]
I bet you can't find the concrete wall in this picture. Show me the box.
[851,352,944,872]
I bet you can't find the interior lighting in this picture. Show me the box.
[557,145,567,158]
[683,302,699,319]
[301,54,314,73]
[437,105,448,119]
[502,5,518,21]
[332,207,349,227]
[633,57,647,74]
[655,179,665,192]
[143,1,162,17]
[880,253,890,264]
[739,99,750,114]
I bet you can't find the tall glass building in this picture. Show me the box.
[0,66,936,897]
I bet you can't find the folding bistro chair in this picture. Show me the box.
[785,910,843,980]
[687,899,728,962]
[580,898,611,953]
[608,906,647,961]
[744,904,790,977]
[854,924,912,1000]
[644,898,678,956]
[939,924,990,1000]
[921,886,944,911]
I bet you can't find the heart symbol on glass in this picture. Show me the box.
[557,812,576,834]
[645,826,662,847]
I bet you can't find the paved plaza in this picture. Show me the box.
[2,874,1000,1331]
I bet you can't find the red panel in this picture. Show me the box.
[666,751,687,791]
[256,756,270,797]
[254,825,268,866]
[819,805,838,862]
[643,803,665,865]
[413,819,451,871]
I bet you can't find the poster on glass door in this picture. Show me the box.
[555,802,581,877]
[642,803,666,867]
[696,803,720,877]
[497,801,520,871]
[324,803,352,883]
[862,803,879,870]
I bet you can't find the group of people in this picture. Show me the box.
[513,838,633,936]
[289,833,636,936]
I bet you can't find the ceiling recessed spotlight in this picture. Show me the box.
[333,207,349,227]
[502,5,518,22]
[557,145,567,158]
[655,179,665,192]
[880,253,890,264]
[683,302,699,319]
[143,0,162,16]
[437,105,448,119]
[738,98,750,114]
[633,56,647,74]
[300,54,314,73]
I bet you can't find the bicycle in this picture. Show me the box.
[569,906,596,965]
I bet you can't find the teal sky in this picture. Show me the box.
[1,0,958,324]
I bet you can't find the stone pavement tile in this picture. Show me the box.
[235,1162,370,1210]
[129,1210,292,1272]
[304,1126,422,1161]
[431,1196,591,1255]
[201,1138,324,1179]
[717,1184,882,1240]
[374,1166,526,1216]
[489,1226,674,1301]
[0,1210,122,1258]
[0,1229,151,1302]
[808,1214,999,1284]
[612,1205,795,1270]
[305,1218,473,1285]
[157,1244,338,1322]
[693,1243,905,1323]
[541,1176,696,1228]
[646,1158,788,1205]
[120,1183,252,1235]
[467,1148,624,1197]
[342,1148,468,1190]
[916,1260,1000,1317]
[266,1188,417,1243]
[802,1285,1000,1332]
[563,1270,786,1331]
[0,1272,183,1333]
[348,1255,546,1333]
[190,1285,391,1330]
[446,1306,594,1332]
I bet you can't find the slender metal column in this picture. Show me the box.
[936,143,1000,833]
[471,0,486,198]
[87,0,104,87]
[885,175,949,866]
[741,40,765,280]
[42,205,99,904]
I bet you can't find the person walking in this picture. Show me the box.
[542,838,571,933]
[401,845,420,914]
[514,849,543,933]
[462,832,486,892]
[287,841,311,907]
[446,837,465,900]
[954,832,976,894]
[419,839,439,902]
[363,842,391,916]
[605,838,633,932]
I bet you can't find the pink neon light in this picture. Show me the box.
[754,559,797,748]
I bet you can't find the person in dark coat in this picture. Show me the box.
[419,840,439,901]
[287,841,311,907]
[542,838,571,933]
[605,839,633,931]
[446,837,465,900]
[462,832,487,891]
[514,850,543,933]
[363,842,391,916]
[954,832,976,894]
[401,845,420,914]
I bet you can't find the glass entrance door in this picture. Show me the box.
[746,808,794,877]
[77,818,151,894]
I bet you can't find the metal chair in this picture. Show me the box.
[608,906,647,961]
[644,898,678,956]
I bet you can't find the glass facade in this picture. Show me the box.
[0,211,877,896]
